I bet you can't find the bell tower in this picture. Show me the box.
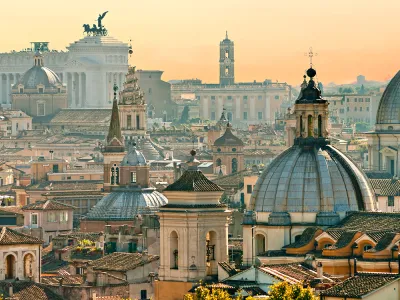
[219,31,234,86]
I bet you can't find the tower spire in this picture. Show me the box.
[104,84,124,152]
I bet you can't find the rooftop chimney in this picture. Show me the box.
[8,284,13,297]
[317,261,323,279]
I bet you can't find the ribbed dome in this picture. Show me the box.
[214,125,243,146]
[120,146,146,166]
[86,187,168,220]
[18,66,62,89]
[251,145,376,215]
[376,70,400,124]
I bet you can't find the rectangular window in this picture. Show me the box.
[360,107,363,111]
[243,96,248,103]
[31,214,38,226]
[388,196,395,207]
[354,107,357,111]
[247,185,252,194]
[258,112,263,120]
[227,96,232,100]
[79,176,84,180]
[131,172,137,183]
[347,98,350,102]
[37,103,45,116]
[367,107,369,112]
[127,115,132,128]
[38,87,44,93]
[211,96,215,100]
[19,88,23,94]
[67,176,71,180]
[258,95,262,101]
[60,211,68,222]
[334,101,336,105]
[140,290,147,300]
[340,109,345,113]
[359,98,363,102]
[347,107,350,112]
[211,112,216,120]
[354,98,357,102]
[47,212,56,222]
[366,98,370,102]
[243,112,248,120]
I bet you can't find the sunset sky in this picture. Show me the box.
[1,0,400,85]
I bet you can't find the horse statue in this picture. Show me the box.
[82,12,109,36]
[83,24,91,36]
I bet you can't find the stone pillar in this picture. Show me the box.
[79,73,85,108]
[66,73,72,107]
[104,72,109,106]
[6,74,10,104]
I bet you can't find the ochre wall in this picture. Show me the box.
[154,281,193,300]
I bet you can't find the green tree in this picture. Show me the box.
[184,285,255,300]
[180,105,190,123]
[268,282,318,300]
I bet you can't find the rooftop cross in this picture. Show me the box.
[306,47,317,68]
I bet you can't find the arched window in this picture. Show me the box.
[170,231,178,269]
[216,158,222,167]
[299,115,303,136]
[225,66,229,76]
[363,244,373,251]
[24,253,34,279]
[232,158,238,173]
[206,231,217,276]
[308,115,313,137]
[232,148,237,152]
[111,164,119,185]
[225,50,229,59]
[318,115,322,137]
[324,243,332,249]
[255,234,266,255]
[388,126,394,130]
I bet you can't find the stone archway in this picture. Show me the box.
[5,254,16,279]
[23,253,35,279]
[255,233,266,255]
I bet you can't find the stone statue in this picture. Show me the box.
[83,12,109,36]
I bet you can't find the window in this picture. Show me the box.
[38,87,44,93]
[359,98,363,102]
[217,148,221,152]
[227,96,232,100]
[354,98,357,102]
[247,185,252,194]
[127,115,132,128]
[347,107,350,112]
[347,98,350,102]
[131,172,137,183]
[363,244,373,251]
[211,96,216,100]
[366,98,370,102]
[333,101,336,105]
[66,176,71,180]
[79,176,84,180]
[140,290,147,300]
[243,112,248,120]
[360,107,362,111]
[57,87,61,93]
[324,243,332,248]
[366,107,369,112]
[258,95,262,101]
[60,211,68,222]
[47,212,56,222]
[340,109,345,114]
[225,50,229,58]
[31,214,38,226]
[37,103,45,116]
[19,88,23,94]
[388,196,395,207]
[258,112,263,120]
[232,148,236,152]
[243,96,248,103]
[274,95,280,100]
[211,112,216,120]
[16,123,18,130]
[354,107,357,111]
[225,66,229,75]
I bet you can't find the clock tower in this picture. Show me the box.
[219,31,235,86]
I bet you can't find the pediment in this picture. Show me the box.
[380,146,398,155]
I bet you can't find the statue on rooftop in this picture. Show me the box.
[83,12,109,36]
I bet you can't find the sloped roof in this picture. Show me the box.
[214,126,244,146]
[0,227,42,245]
[89,252,159,272]
[320,273,400,298]
[284,227,320,249]
[0,281,64,300]
[164,170,224,192]
[369,179,400,196]
[23,199,75,211]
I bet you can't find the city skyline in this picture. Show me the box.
[1,0,400,85]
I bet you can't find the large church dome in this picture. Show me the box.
[376,71,400,125]
[249,67,377,226]
[17,51,62,89]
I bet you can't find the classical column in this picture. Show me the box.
[71,73,77,108]
[265,95,270,123]
[79,72,85,108]
[103,72,108,106]
[6,74,10,105]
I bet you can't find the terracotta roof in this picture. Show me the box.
[332,212,400,233]
[326,231,358,250]
[0,227,42,245]
[320,273,400,298]
[0,206,24,215]
[164,170,224,192]
[365,171,393,179]
[23,199,75,211]
[161,203,227,209]
[50,109,111,125]
[0,281,64,300]
[369,179,400,196]
[41,275,84,286]
[89,252,159,272]
[365,232,397,253]
[212,169,254,188]
[27,181,102,191]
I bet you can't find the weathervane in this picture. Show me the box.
[306,47,317,68]
[83,11,109,36]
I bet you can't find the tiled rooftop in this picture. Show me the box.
[0,281,64,300]
[0,227,42,245]
[320,273,400,298]
[41,275,84,286]
[89,252,159,272]
[23,199,75,211]
[164,170,224,192]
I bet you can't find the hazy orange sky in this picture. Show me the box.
[1,0,400,85]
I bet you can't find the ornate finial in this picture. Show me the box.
[190,149,196,157]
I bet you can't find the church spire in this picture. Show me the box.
[104,84,125,153]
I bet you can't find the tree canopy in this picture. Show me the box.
[268,282,318,300]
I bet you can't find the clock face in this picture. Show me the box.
[224,58,230,64]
